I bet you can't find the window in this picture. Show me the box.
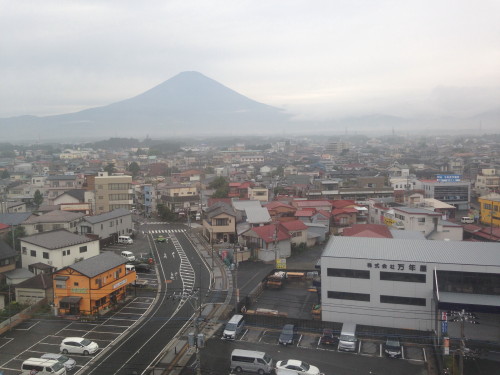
[43,252,49,259]
[110,221,113,227]
[380,295,426,306]
[22,246,27,255]
[101,224,104,230]
[55,280,66,289]
[327,268,370,279]
[380,271,426,283]
[30,250,36,257]
[63,249,71,256]
[79,246,87,253]
[328,291,370,302]
[74,282,79,286]
[215,218,229,226]
[417,218,425,223]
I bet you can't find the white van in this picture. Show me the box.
[222,314,245,340]
[121,251,136,262]
[338,323,357,352]
[460,217,474,224]
[118,235,133,244]
[230,349,273,374]
[22,358,66,375]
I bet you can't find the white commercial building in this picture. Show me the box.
[320,236,500,331]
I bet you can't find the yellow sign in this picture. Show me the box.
[276,258,286,269]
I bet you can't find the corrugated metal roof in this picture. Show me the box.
[245,206,271,224]
[322,236,500,267]
[67,252,126,278]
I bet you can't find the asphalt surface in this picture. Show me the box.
[82,222,212,375]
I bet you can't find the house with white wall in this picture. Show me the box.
[20,229,99,271]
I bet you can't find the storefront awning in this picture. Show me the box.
[60,296,82,304]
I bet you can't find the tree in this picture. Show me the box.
[127,162,140,178]
[33,189,43,208]
[208,176,228,190]
[4,226,26,252]
[1,169,9,179]
[157,203,176,221]
[104,163,116,175]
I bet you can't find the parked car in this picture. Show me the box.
[275,359,321,375]
[156,235,166,242]
[60,337,99,355]
[384,337,402,358]
[278,324,296,346]
[318,328,338,346]
[40,353,76,371]
[135,263,153,273]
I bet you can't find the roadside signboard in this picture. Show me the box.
[437,174,461,182]
[276,258,286,269]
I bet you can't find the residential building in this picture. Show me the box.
[78,208,133,242]
[46,174,85,203]
[320,236,500,330]
[384,206,463,241]
[280,220,308,247]
[20,229,100,272]
[93,172,133,214]
[475,169,500,196]
[53,252,136,316]
[203,202,237,244]
[14,273,53,305]
[53,189,94,214]
[22,211,85,236]
[478,193,500,228]
[248,186,269,202]
[159,183,199,214]
[241,223,291,263]
[0,240,17,285]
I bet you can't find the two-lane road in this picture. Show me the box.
[81,222,211,375]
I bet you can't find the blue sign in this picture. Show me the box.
[437,174,461,182]
[441,321,448,333]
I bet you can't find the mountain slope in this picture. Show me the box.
[0,71,290,141]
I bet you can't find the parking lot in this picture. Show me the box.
[0,296,155,375]
[235,326,428,362]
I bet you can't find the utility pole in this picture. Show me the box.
[448,309,479,375]
[187,265,204,375]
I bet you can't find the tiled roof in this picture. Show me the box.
[84,208,130,224]
[264,201,295,210]
[331,207,358,215]
[295,210,315,217]
[64,252,127,278]
[23,210,84,224]
[294,200,332,208]
[250,224,290,243]
[20,229,96,249]
[281,220,308,232]
[14,273,52,290]
[343,224,393,238]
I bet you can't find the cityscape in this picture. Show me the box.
[0,132,499,375]
[1,1,499,375]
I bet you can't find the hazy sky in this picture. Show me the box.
[1,0,499,120]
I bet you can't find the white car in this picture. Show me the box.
[60,337,99,355]
[275,359,321,375]
[41,353,76,370]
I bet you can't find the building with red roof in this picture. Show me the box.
[343,224,393,238]
[240,223,291,263]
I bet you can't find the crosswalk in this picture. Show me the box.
[143,229,186,235]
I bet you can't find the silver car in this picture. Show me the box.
[41,353,76,370]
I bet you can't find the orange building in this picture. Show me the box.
[53,252,136,316]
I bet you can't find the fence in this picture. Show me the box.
[0,298,47,335]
